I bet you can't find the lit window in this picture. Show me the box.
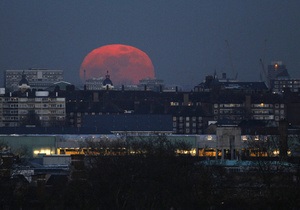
[242,136,248,141]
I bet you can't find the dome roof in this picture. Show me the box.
[19,72,29,86]
[103,78,113,86]
[102,71,113,86]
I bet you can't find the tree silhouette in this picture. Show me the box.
[20,110,41,127]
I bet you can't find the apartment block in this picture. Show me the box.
[5,68,63,91]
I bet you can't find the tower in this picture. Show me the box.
[267,61,290,81]
[102,71,114,90]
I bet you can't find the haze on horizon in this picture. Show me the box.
[1,1,300,87]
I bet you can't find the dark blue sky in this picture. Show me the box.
[1,0,300,87]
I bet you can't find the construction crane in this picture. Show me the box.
[225,40,238,80]
[259,39,269,86]
[259,58,268,82]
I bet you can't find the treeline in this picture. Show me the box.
[1,136,300,209]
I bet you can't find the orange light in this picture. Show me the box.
[274,63,278,69]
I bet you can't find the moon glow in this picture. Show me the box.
[79,44,155,85]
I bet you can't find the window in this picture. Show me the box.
[170,102,179,106]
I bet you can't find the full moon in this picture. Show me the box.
[79,44,155,85]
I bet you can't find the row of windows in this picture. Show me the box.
[214,104,243,108]
[173,116,203,122]
[273,80,300,84]
[2,103,65,108]
[214,110,244,114]
[173,122,203,128]
[273,88,299,92]
[214,103,285,108]
[1,116,19,121]
[170,102,192,106]
[252,115,274,120]
[175,128,201,134]
[0,97,64,102]
[252,110,274,114]
[0,115,65,122]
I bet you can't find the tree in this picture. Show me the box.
[20,110,41,127]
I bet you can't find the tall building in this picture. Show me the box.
[267,61,300,93]
[270,79,300,93]
[0,74,66,127]
[5,68,63,91]
[0,92,66,127]
[267,61,290,81]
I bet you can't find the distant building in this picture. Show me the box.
[84,71,114,90]
[85,77,104,90]
[5,68,63,91]
[0,75,66,127]
[194,74,268,93]
[212,93,285,124]
[83,114,173,135]
[0,91,66,127]
[267,61,290,80]
[138,78,164,91]
[102,71,114,90]
[266,61,300,93]
[18,71,31,93]
[270,78,300,93]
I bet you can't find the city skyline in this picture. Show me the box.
[1,1,300,87]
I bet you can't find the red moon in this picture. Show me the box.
[79,44,155,85]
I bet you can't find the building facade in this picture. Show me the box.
[85,77,104,90]
[267,61,290,80]
[270,78,300,93]
[5,68,63,91]
[0,91,66,127]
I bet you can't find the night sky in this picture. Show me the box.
[1,0,300,87]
